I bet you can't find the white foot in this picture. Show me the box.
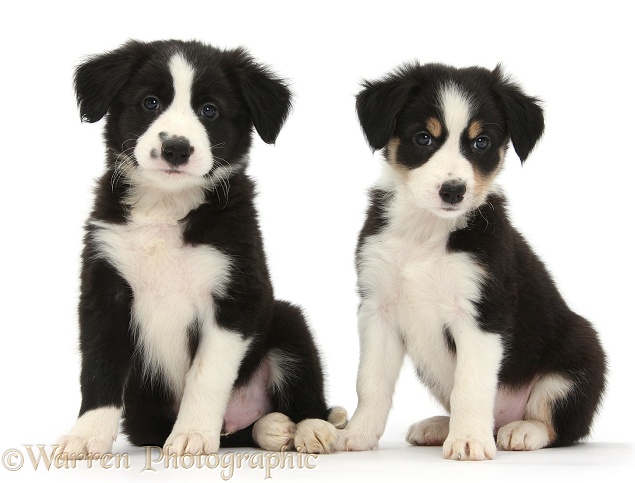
[253,412,296,451]
[294,419,338,454]
[443,433,496,461]
[327,406,348,429]
[497,420,550,451]
[56,407,120,459]
[335,427,379,451]
[56,434,114,460]
[406,415,449,446]
[164,431,219,455]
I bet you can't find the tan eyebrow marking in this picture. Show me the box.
[468,120,483,139]
[425,117,443,138]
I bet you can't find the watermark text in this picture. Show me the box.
[2,445,318,479]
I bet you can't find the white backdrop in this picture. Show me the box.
[1,0,633,481]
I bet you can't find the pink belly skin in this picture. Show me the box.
[494,380,536,431]
[222,360,273,435]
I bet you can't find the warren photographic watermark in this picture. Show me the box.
[2,445,319,479]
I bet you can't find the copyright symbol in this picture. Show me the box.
[2,449,24,471]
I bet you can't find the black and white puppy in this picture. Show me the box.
[57,39,345,457]
[337,63,606,460]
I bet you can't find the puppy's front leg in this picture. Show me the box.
[444,319,503,461]
[57,258,133,459]
[337,302,405,451]
[165,316,250,456]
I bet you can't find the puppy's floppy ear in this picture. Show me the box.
[356,65,417,151]
[230,48,293,145]
[74,40,150,123]
[492,65,545,163]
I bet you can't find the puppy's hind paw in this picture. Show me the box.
[327,406,348,429]
[253,412,296,451]
[294,419,338,454]
[496,420,550,451]
[406,415,449,446]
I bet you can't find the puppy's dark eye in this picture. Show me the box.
[414,132,433,146]
[473,136,490,150]
[143,96,160,111]
[201,103,219,119]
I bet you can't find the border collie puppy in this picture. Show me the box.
[336,63,606,460]
[57,39,345,457]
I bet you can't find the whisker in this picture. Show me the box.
[110,149,138,190]
[207,156,233,208]
[120,133,141,152]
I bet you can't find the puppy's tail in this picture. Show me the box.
[327,406,348,429]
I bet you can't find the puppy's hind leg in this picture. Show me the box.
[498,364,604,451]
[121,362,176,447]
[497,374,572,451]
[261,300,338,454]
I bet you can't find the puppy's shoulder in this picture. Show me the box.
[356,188,393,250]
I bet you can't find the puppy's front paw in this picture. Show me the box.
[294,419,338,454]
[164,431,219,455]
[56,408,119,459]
[253,412,296,451]
[406,415,450,446]
[443,434,496,461]
[56,433,113,460]
[335,428,379,451]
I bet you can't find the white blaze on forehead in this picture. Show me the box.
[168,53,195,114]
[132,51,215,191]
[439,83,472,142]
[400,82,478,217]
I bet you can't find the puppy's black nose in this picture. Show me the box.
[161,138,193,166]
[439,181,466,205]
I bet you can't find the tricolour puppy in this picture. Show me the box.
[57,39,345,458]
[337,62,606,460]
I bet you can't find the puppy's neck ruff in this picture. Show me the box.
[124,176,209,222]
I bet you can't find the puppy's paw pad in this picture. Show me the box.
[294,419,338,454]
[164,431,218,456]
[406,416,450,446]
[443,435,496,461]
[253,412,296,451]
[327,407,349,429]
[496,420,550,451]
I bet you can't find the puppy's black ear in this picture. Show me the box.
[231,49,292,144]
[356,65,417,151]
[492,65,545,163]
[74,40,149,123]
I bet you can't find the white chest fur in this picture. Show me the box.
[357,190,486,408]
[90,216,232,395]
